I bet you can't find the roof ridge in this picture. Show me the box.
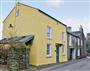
[3,2,67,27]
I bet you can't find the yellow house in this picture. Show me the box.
[3,3,68,66]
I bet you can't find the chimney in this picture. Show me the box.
[67,26,72,32]
[79,25,83,32]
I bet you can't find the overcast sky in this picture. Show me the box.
[0,0,90,39]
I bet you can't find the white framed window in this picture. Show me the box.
[74,37,77,43]
[78,38,80,46]
[62,45,65,54]
[62,32,65,41]
[47,44,51,57]
[69,35,72,46]
[81,40,83,46]
[78,49,80,56]
[47,26,52,39]
[16,9,19,17]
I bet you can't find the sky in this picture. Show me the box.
[0,0,90,39]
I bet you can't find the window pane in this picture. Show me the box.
[62,45,65,54]
[78,39,80,46]
[62,32,64,41]
[81,40,83,46]
[47,26,52,39]
[47,44,51,56]
[69,35,72,46]
[16,9,19,17]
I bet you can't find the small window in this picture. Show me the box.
[47,44,51,57]
[62,45,65,54]
[78,38,80,46]
[47,26,52,39]
[81,40,83,46]
[69,35,72,46]
[74,37,77,43]
[9,24,13,28]
[62,32,65,41]
[78,49,80,56]
[16,9,19,17]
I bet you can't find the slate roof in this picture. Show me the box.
[67,31,80,38]
[3,2,67,27]
[0,35,34,44]
[72,31,81,36]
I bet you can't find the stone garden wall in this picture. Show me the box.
[0,43,29,71]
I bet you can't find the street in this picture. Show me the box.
[0,67,7,71]
[40,58,90,71]
[0,58,90,71]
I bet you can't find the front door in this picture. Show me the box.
[70,49,73,60]
[56,47,59,63]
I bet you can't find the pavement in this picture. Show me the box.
[39,57,90,71]
[0,67,8,71]
[0,57,90,71]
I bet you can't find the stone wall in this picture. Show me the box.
[0,43,29,71]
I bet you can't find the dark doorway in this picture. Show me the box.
[56,47,59,63]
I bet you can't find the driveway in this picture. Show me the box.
[40,58,90,71]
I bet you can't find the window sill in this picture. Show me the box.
[62,53,66,56]
[47,38,52,40]
[62,40,65,43]
[46,56,52,58]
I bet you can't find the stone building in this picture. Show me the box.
[72,26,87,58]
[67,26,86,60]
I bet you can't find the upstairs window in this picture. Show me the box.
[47,44,52,57]
[74,37,77,43]
[69,35,72,46]
[78,38,80,46]
[47,26,52,39]
[9,24,13,28]
[62,32,65,41]
[81,40,83,46]
[62,45,65,54]
[16,9,19,17]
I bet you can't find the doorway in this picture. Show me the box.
[56,47,59,63]
[70,48,76,60]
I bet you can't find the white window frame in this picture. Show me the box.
[47,26,52,39]
[69,35,72,46]
[47,44,52,57]
[78,38,80,46]
[62,32,65,41]
[62,45,65,54]
[16,9,19,17]
[81,40,83,46]
[78,49,80,56]
[74,37,77,43]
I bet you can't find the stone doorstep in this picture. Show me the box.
[29,58,86,71]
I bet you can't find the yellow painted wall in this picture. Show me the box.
[3,3,68,66]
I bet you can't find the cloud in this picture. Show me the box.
[61,17,89,36]
[0,32,2,39]
[45,0,64,7]
[89,20,90,32]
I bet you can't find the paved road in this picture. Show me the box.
[0,67,8,71]
[40,58,90,71]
